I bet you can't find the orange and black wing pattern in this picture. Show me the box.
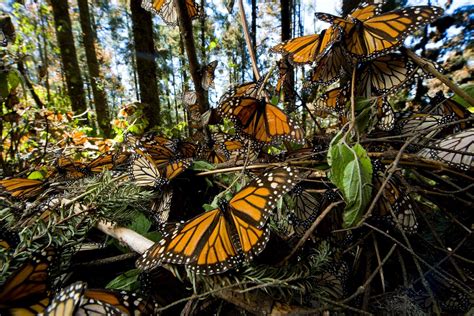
[136,208,241,274]
[141,0,201,26]
[136,167,301,274]
[271,26,342,65]
[218,97,305,144]
[0,249,55,315]
[0,178,46,199]
[316,4,443,60]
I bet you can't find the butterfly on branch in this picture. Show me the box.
[136,166,302,275]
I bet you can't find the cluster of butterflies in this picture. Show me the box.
[0,246,159,315]
[272,2,446,132]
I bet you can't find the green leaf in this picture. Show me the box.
[341,144,372,227]
[208,41,217,51]
[0,70,19,98]
[452,84,474,109]
[27,171,44,180]
[191,160,215,171]
[328,136,372,227]
[128,213,151,235]
[106,269,141,290]
[327,135,353,189]
[326,130,344,166]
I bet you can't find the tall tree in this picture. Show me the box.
[281,0,295,110]
[78,0,112,136]
[50,0,87,115]
[130,1,161,128]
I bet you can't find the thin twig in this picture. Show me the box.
[238,0,260,80]
[279,201,343,265]
[403,48,474,106]
[341,244,397,304]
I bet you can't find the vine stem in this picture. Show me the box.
[238,0,260,80]
[403,48,474,106]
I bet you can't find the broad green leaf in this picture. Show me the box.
[328,136,373,227]
[328,138,353,189]
[0,70,20,98]
[341,144,372,227]
[326,130,344,166]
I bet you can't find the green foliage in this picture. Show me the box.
[106,268,142,291]
[328,133,373,227]
[453,84,474,111]
[0,69,20,98]
[195,241,335,302]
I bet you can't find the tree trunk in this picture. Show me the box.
[130,0,161,128]
[78,0,112,137]
[39,5,51,102]
[251,0,256,81]
[50,0,87,116]
[281,0,295,110]
[174,0,208,113]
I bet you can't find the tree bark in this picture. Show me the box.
[50,0,87,116]
[78,0,112,137]
[174,0,208,113]
[281,0,295,110]
[130,0,161,128]
[251,0,256,81]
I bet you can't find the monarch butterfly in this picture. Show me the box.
[371,160,418,233]
[417,128,474,171]
[309,44,347,85]
[313,86,349,116]
[374,97,395,132]
[285,185,320,237]
[0,178,46,199]
[357,53,417,96]
[44,281,159,315]
[316,3,444,60]
[55,155,90,180]
[129,147,192,188]
[218,97,305,144]
[316,262,349,299]
[136,166,301,274]
[218,80,265,105]
[407,271,471,313]
[395,113,455,145]
[275,58,293,99]
[271,25,342,65]
[201,60,218,91]
[150,186,174,224]
[198,133,260,165]
[426,92,473,131]
[87,152,130,174]
[183,91,202,128]
[0,248,55,315]
[183,90,198,106]
[0,229,19,251]
[136,134,197,166]
[141,0,202,26]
